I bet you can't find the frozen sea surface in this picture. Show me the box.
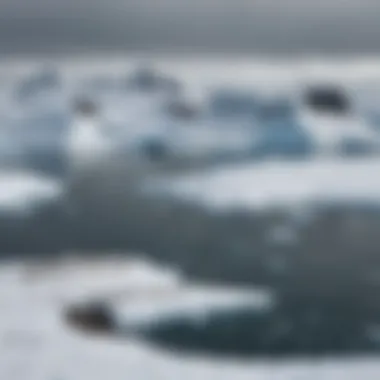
[0,257,379,380]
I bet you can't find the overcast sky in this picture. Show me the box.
[0,0,379,55]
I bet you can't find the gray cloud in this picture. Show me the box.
[0,0,379,55]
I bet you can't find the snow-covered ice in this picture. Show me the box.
[0,257,379,380]
[112,284,271,329]
[145,158,380,212]
[0,171,64,215]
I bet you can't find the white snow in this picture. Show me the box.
[0,257,379,380]
[299,112,377,152]
[67,114,114,173]
[112,284,271,328]
[145,158,380,212]
[0,172,63,215]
